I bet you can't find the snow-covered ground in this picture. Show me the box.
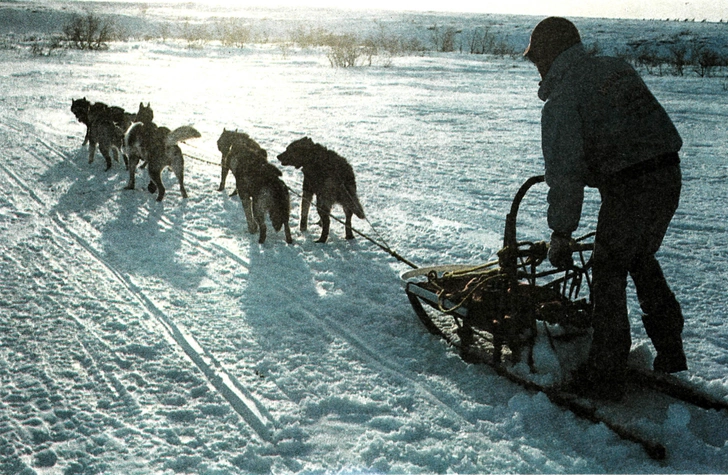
[1,2,727,474]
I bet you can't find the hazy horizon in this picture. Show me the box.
[76,0,728,22]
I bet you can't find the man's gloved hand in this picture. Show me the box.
[548,231,573,269]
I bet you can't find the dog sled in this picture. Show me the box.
[402,175,595,369]
[401,175,728,460]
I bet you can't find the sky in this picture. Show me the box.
[197,0,727,21]
[74,0,728,22]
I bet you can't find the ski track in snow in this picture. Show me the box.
[1,7,728,473]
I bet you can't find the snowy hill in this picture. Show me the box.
[1,1,727,474]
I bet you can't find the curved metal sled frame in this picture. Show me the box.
[403,175,595,368]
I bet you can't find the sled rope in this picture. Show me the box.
[180,148,220,167]
[287,184,420,269]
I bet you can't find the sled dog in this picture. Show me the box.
[234,161,292,244]
[85,102,125,171]
[72,98,136,170]
[123,103,200,201]
[71,97,92,145]
[216,129,267,196]
[277,137,365,243]
[72,98,136,144]
[216,129,269,233]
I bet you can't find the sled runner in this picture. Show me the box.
[402,175,728,460]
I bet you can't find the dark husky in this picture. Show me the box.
[86,102,125,171]
[216,129,268,233]
[233,161,292,244]
[71,97,92,145]
[216,129,266,197]
[277,137,365,243]
[123,103,200,201]
[71,98,136,170]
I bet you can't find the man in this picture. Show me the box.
[524,17,686,400]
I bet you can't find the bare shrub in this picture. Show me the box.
[181,20,209,48]
[217,18,252,48]
[289,25,333,48]
[366,21,402,56]
[62,13,115,50]
[361,21,425,65]
[428,24,461,53]
[326,34,361,67]
[467,26,493,54]
[630,43,670,75]
[30,35,65,56]
[691,44,724,77]
[159,22,173,43]
[668,42,689,76]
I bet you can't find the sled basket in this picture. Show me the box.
[402,175,594,365]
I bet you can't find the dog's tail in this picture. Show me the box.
[166,126,201,146]
[344,183,366,220]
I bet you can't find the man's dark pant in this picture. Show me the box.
[589,163,683,377]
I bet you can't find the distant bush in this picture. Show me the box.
[668,42,689,76]
[288,25,335,49]
[181,19,210,48]
[692,45,725,77]
[428,24,461,53]
[364,21,426,57]
[326,34,361,67]
[216,18,252,48]
[464,26,518,57]
[158,22,173,43]
[62,13,115,50]
[30,36,65,56]
[625,34,728,78]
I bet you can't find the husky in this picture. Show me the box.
[216,129,269,233]
[277,137,365,243]
[86,102,126,171]
[216,129,267,197]
[71,97,92,145]
[234,161,292,244]
[72,98,137,170]
[123,103,200,201]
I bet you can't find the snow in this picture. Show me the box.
[1,2,728,474]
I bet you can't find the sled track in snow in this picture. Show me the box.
[0,118,276,443]
[204,239,486,426]
[2,116,491,435]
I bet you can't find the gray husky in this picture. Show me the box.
[71,98,136,170]
[216,129,266,197]
[238,161,293,244]
[86,103,124,171]
[123,103,200,201]
[277,137,365,243]
[216,129,269,233]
